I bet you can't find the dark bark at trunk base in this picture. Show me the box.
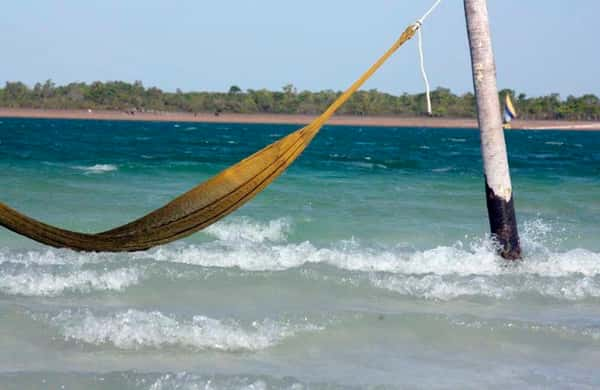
[485,181,522,260]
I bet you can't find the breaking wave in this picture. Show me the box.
[144,240,600,301]
[46,309,322,351]
[0,267,142,296]
[370,273,600,301]
[204,217,291,243]
[146,372,321,390]
[0,248,124,266]
[1,217,598,301]
[74,164,118,173]
[144,217,600,301]
[146,218,600,276]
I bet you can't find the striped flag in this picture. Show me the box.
[503,94,517,127]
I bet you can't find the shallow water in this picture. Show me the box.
[0,118,599,389]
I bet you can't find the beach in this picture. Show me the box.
[1,107,599,130]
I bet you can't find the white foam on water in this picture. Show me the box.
[362,220,600,300]
[347,161,379,170]
[204,217,291,243]
[144,217,600,301]
[370,273,600,301]
[147,372,310,390]
[371,274,505,300]
[2,217,598,301]
[148,241,315,271]
[0,267,141,296]
[48,309,322,351]
[0,248,119,266]
[149,374,266,390]
[447,316,600,341]
[148,222,600,278]
[74,164,118,173]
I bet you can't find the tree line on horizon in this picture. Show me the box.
[1,80,598,121]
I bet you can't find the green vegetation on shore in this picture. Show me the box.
[1,80,598,120]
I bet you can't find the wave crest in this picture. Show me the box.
[0,267,141,296]
[146,235,600,278]
[74,164,118,173]
[371,274,600,301]
[147,372,317,390]
[2,218,599,301]
[204,217,291,243]
[47,309,322,351]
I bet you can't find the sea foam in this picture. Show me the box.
[144,217,600,301]
[0,267,142,296]
[146,223,600,278]
[370,273,600,301]
[0,248,120,266]
[147,372,315,390]
[3,217,599,301]
[48,309,322,351]
[204,217,291,243]
[74,164,118,173]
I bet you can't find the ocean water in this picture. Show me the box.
[0,117,599,389]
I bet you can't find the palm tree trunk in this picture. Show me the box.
[464,0,521,260]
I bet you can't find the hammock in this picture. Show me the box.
[0,26,417,252]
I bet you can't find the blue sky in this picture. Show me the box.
[1,0,597,97]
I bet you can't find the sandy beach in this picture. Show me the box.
[1,108,599,131]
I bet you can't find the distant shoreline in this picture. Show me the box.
[1,108,599,131]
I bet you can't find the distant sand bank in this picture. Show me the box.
[1,108,599,131]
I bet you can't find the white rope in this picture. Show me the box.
[416,0,443,26]
[417,27,432,115]
[412,0,443,116]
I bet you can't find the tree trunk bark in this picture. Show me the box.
[463,0,521,260]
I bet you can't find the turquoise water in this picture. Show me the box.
[0,118,599,389]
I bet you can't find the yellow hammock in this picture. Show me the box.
[0,26,417,252]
